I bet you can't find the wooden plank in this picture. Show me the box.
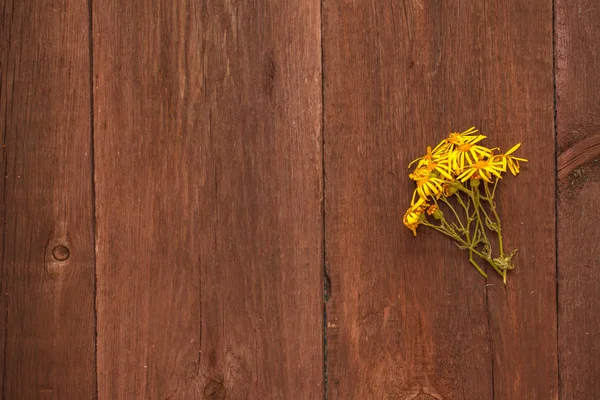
[323,2,495,398]
[92,1,323,398]
[556,0,600,397]
[0,1,96,398]
[482,1,557,398]
[323,1,557,398]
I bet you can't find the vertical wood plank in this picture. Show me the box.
[323,2,494,398]
[483,1,558,398]
[556,1,600,398]
[323,0,556,398]
[92,1,323,398]
[0,1,96,398]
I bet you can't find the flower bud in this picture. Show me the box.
[426,204,443,220]
[443,183,459,196]
[432,208,444,220]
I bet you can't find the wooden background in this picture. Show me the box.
[0,0,598,399]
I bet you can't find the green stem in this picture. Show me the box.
[471,184,492,249]
[483,181,505,257]
[455,191,476,239]
[469,250,488,278]
[470,248,505,277]
[439,196,465,232]
[422,180,512,281]
[421,219,467,246]
[422,214,504,278]
[463,181,505,278]
[491,178,499,198]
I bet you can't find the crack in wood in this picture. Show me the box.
[557,134,600,180]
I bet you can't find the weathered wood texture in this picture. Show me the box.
[323,1,557,398]
[323,2,491,398]
[556,1,600,398]
[92,1,323,399]
[0,0,96,398]
[482,2,557,398]
[6,1,600,398]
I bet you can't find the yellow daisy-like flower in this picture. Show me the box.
[457,158,505,183]
[449,139,494,174]
[432,127,484,155]
[409,159,453,182]
[403,203,427,236]
[493,143,528,176]
[411,172,445,205]
[408,146,434,169]
[408,145,449,169]
[408,166,428,181]
[422,159,454,181]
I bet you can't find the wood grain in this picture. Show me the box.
[0,0,96,398]
[556,0,600,398]
[323,2,494,398]
[92,1,323,398]
[323,0,557,398]
[482,1,558,398]
[557,134,600,180]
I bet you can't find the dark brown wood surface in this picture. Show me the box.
[323,1,557,398]
[0,0,96,398]
[92,1,323,398]
[556,1,600,398]
[1,0,599,398]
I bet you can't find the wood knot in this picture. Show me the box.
[52,245,70,261]
[414,395,438,400]
[204,380,226,399]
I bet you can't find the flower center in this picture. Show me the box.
[446,133,462,145]
[473,160,488,169]
[426,162,437,171]
[458,143,473,152]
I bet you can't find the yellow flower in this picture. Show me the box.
[411,172,445,205]
[408,145,448,169]
[409,159,453,182]
[422,159,453,180]
[408,166,427,181]
[449,139,494,173]
[403,203,426,236]
[493,143,528,175]
[457,157,504,183]
[432,127,485,155]
[408,146,433,168]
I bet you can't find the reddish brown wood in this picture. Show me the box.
[557,134,600,180]
[0,1,96,398]
[323,1,557,398]
[556,1,600,398]
[482,2,558,398]
[323,2,495,398]
[92,1,323,398]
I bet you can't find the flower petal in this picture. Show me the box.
[504,143,521,156]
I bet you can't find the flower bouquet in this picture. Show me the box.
[403,127,527,283]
